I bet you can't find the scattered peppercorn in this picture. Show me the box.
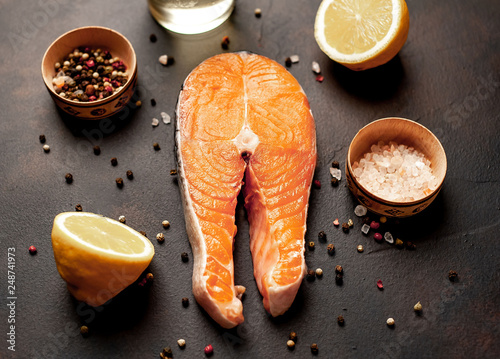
[374,232,383,241]
[177,338,186,348]
[315,268,323,277]
[331,177,339,186]
[157,233,165,243]
[135,100,142,107]
[448,270,458,281]
[43,144,50,153]
[377,279,384,289]
[153,142,161,151]
[318,231,326,242]
[75,204,82,211]
[331,161,339,169]
[221,36,230,50]
[162,346,173,358]
[181,252,189,262]
[126,170,134,180]
[146,273,154,282]
[116,177,124,188]
[285,57,292,67]
[255,8,262,17]
[80,325,89,337]
[357,244,364,253]
[65,173,73,184]
[151,98,156,106]
[341,222,349,233]
[162,220,170,229]
[380,216,387,224]
[313,179,321,189]
[311,343,319,354]
[333,218,339,226]
[347,219,354,228]
[370,221,380,229]
[182,297,189,307]
[286,340,295,350]
[306,269,316,282]
[308,241,315,250]
[335,265,343,274]
[150,33,157,42]
[414,301,423,312]
[335,273,343,284]
[289,332,297,342]
[395,238,404,249]
[119,215,126,223]
[170,169,178,175]
[39,134,46,143]
[111,157,118,166]
[28,245,37,255]
[386,318,395,327]
[337,315,345,326]
[93,145,101,155]
[204,344,213,356]
[327,243,335,255]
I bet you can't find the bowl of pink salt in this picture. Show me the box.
[346,117,447,217]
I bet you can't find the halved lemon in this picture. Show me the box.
[314,0,410,71]
[51,212,155,307]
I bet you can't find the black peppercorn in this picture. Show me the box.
[318,231,326,242]
[39,134,46,143]
[221,36,230,50]
[306,269,315,282]
[311,343,318,354]
[341,223,349,233]
[111,157,118,166]
[65,173,73,184]
[335,265,343,274]
[75,204,82,211]
[153,142,161,151]
[116,178,123,188]
[151,98,156,106]
[93,145,101,155]
[139,231,147,237]
[285,57,292,67]
[289,332,297,342]
[448,270,458,281]
[337,315,345,326]
[126,170,133,180]
[170,169,178,176]
[406,241,416,250]
[182,297,189,307]
[331,177,339,187]
[181,252,189,262]
[149,33,157,43]
[162,346,173,358]
[335,273,343,284]
[327,243,335,255]
[331,161,340,169]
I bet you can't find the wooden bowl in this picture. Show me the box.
[41,26,137,120]
[346,117,447,217]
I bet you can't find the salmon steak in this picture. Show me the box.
[176,52,316,328]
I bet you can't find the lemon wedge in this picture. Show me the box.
[51,212,154,307]
[314,0,410,71]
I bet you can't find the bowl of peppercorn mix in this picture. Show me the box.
[346,117,447,218]
[41,26,137,119]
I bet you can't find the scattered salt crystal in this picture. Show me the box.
[354,205,367,217]
[330,168,342,180]
[158,55,168,65]
[384,232,394,244]
[161,112,171,124]
[152,118,159,127]
[361,224,370,234]
[312,61,321,74]
[290,55,299,63]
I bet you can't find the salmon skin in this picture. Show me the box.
[176,52,316,328]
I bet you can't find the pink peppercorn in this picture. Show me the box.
[88,95,97,101]
[204,344,213,356]
[104,86,113,93]
[316,75,324,82]
[86,59,95,68]
[29,245,37,255]
[374,233,383,241]
[377,279,384,289]
[370,221,380,229]
[314,180,321,189]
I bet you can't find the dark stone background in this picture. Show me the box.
[0,0,499,358]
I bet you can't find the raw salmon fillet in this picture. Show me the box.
[176,52,316,328]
